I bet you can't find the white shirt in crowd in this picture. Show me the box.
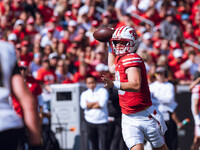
[115,0,132,15]
[80,86,109,124]
[149,81,177,121]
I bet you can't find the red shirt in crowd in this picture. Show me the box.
[174,69,191,81]
[168,59,185,74]
[73,72,86,83]
[183,31,197,41]
[37,67,57,85]
[11,3,24,19]
[20,52,33,66]
[12,29,26,41]
[38,4,53,22]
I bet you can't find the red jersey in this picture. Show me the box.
[12,75,42,117]
[37,67,57,85]
[38,5,53,22]
[20,52,33,66]
[114,53,152,114]
[168,59,184,73]
[73,72,86,83]
[12,29,26,41]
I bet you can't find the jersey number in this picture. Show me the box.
[115,71,125,95]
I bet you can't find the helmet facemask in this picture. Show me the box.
[110,39,138,56]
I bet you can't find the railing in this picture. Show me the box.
[131,12,155,28]
[185,39,200,50]
[95,0,108,13]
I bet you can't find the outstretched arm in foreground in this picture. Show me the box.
[12,74,42,146]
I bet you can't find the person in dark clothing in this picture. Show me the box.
[107,88,128,150]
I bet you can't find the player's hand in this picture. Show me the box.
[101,75,114,89]
[177,122,184,129]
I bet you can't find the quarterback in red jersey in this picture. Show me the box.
[101,26,168,150]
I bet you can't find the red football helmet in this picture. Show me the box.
[110,26,139,56]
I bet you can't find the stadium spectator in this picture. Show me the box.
[174,61,192,85]
[159,9,183,43]
[71,2,81,21]
[24,0,37,17]
[150,40,162,63]
[29,52,42,78]
[25,17,38,41]
[149,66,183,150]
[73,62,89,83]
[181,51,199,77]
[48,52,59,71]
[138,32,153,53]
[12,19,25,41]
[67,20,78,41]
[126,0,141,14]
[168,48,185,74]
[37,0,53,23]
[20,40,33,65]
[0,15,11,39]
[0,0,12,19]
[51,37,59,52]
[36,56,57,85]
[80,75,109,150]
[8,33,17,45]
[15,43,21,61]
[40,26,54,48]
[56,59,73,83]
[114,0,132,22]
[34,11,45,34]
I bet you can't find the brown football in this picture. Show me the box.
[93,27,115,42]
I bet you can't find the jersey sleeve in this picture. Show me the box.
[121,54,143,69]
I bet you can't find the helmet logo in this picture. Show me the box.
[129,30,137,40]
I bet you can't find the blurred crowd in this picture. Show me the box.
[0,0,199,86]
[1,0,200,149]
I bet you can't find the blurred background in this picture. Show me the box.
[2,0,200,149]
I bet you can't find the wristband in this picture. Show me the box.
[194,115,200,125]
[113,81,121,90]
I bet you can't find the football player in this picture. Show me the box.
[101,26,168,150]
[0,41,42,150]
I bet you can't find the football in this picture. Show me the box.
[93,27,115,42]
